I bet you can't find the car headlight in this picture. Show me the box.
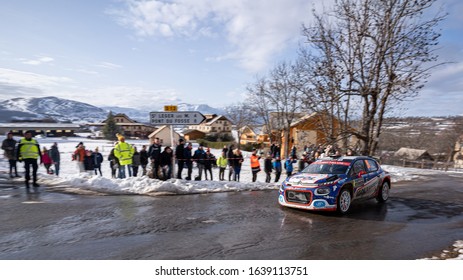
[315,187,330,196]
[318,179,338,187]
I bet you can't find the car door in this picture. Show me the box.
[363,159,381,198]
[351,160,368,199]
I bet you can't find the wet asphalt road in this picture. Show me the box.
[0,173,462,260]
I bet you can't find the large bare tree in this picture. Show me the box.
[300,0,446,155]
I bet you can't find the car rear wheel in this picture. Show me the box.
[376,181,390,203]
[337,188,351,214]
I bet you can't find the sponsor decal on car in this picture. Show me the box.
[313,200,326,208]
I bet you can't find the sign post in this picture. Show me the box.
[150,111,206,126]
[150,109,206,179]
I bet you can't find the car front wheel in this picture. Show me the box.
[376,181,390,203]
[337,188,351,214]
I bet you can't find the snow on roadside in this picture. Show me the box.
[423,240,463,260]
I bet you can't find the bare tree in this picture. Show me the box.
[300,0,446,155]
[297,45,354,149]
[247,61,304,157]
[224,102,255,148]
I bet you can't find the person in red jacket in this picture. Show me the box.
[41,147,53,174]
[73,142,86,173]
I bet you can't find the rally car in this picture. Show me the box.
[278,156,391,214]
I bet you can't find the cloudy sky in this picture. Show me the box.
[0,0,462,116]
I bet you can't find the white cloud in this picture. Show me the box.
[20,56,55,66]
[69,86,181,109]
[0,68,72,89]
[108,0,325,72]
[96,62,123,70]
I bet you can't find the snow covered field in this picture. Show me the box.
[1,135,462,259]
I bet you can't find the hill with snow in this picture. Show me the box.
[0,96,107,123]
[0,97,226,124]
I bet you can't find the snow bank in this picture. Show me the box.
[37,172,278,196]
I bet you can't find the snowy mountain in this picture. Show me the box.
[177,103,226,115]
[0,96,107,123]
[102,103,226,123]
[0,96,227,124]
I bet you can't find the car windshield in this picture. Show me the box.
[302,162,349,174]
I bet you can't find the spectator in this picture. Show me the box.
[193,145,206,180]
[160,146,173,180]
[83,150,94,175]
[93,147,104,176]
[17,130,41,188]
[227,144,235,181]
[139,145,149,176]
[108,145,119,179]
[73,142,86,173]
[132,146,141,177]
[264,152,273,183]
[114,134,134,179]
[250,148,261,182]
[204,148,215,180]
[273,156,282,183]
[285,157,297,178]
[41,147,53,174]
[232,148,243,182]
[148,138,162,179]
[216,151,228,181]
[1,132,20,178]
[49,142,60,176]
[175,139,185,179]
[184,142,193,180]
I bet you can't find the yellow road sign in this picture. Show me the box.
[164,105,178,112]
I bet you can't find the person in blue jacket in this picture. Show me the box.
[284,156,297,178]
[272,156,282,183]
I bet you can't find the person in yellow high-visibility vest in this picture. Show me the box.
[114,134,134,178]
[16,130,42,188]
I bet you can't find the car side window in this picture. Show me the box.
[352,160,366,175]
[365,159,379,173]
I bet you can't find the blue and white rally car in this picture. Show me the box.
[278,156,391,214]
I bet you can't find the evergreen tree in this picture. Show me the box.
[103,111,122,140]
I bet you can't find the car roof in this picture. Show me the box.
[317,156,377,163]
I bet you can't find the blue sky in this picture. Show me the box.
[0,0,462,116]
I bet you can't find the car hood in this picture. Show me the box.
[287,173,329,185]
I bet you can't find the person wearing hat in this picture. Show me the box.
[1,131,20,178]
[175,138,185,179]
[16,130,41,188]
[114,134,134,178]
